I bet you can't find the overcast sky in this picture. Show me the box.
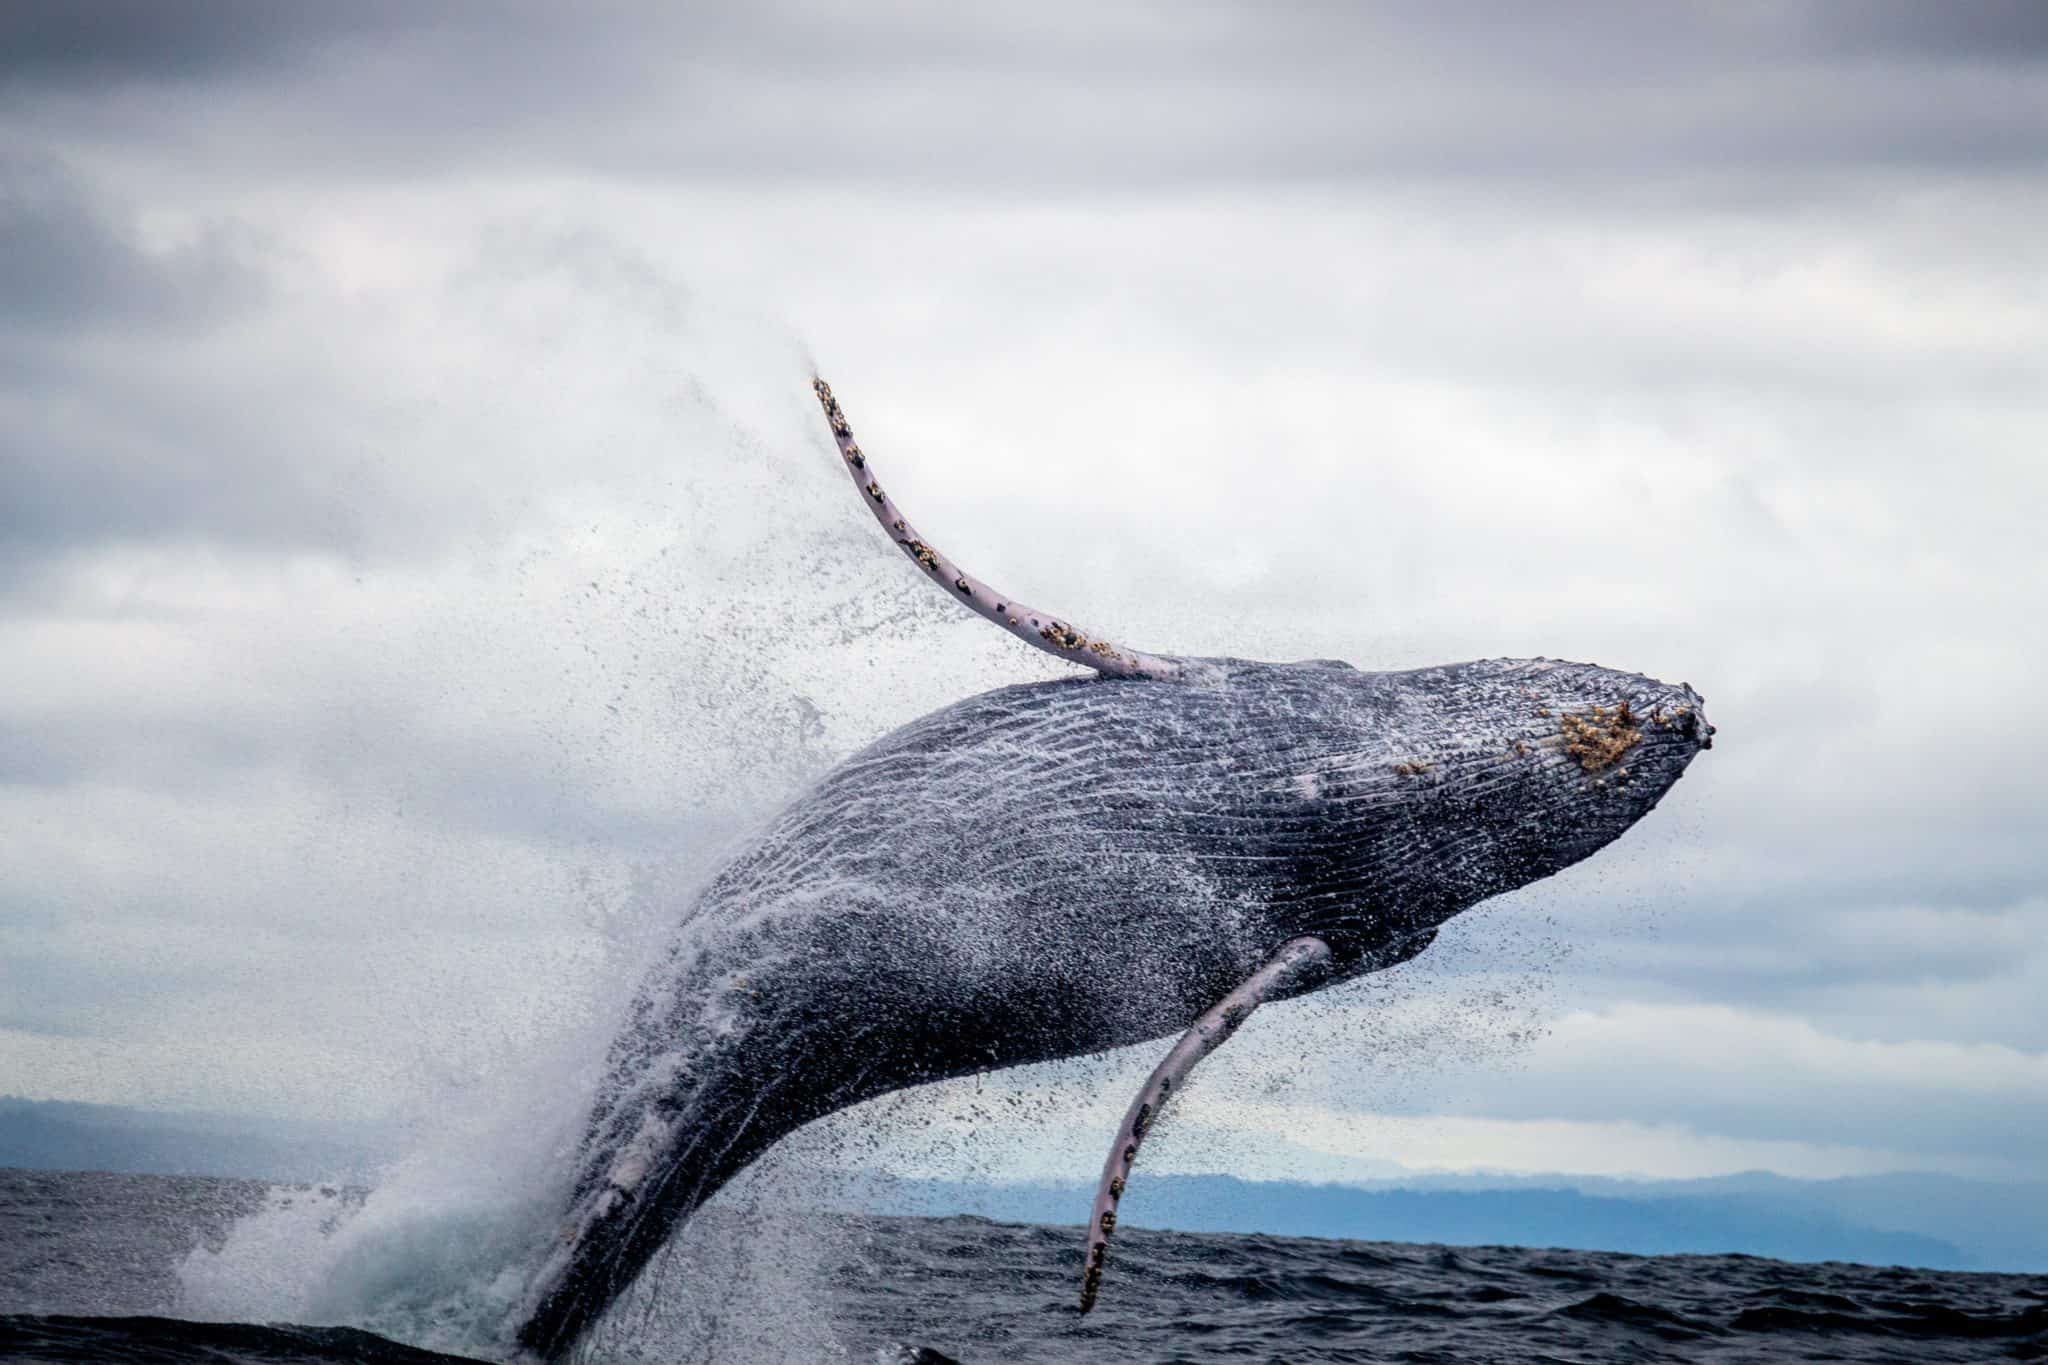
[3,2,2045,1192]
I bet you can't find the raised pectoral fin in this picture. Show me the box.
[1078,936,1333,1314]
[810,377,1184,682]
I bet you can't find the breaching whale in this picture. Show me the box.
[510,379,1713,1355]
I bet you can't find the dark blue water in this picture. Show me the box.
[4,1167,2044,1363]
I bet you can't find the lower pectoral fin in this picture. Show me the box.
[1077,935,1333,1314]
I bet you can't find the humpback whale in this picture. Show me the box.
[510,379,1713,1356]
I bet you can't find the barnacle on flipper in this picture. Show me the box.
[1560,701,1643,773]
[1039,621,1087,651]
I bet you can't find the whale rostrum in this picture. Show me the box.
[508,378,1714,1357]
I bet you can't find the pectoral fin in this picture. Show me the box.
[1077,936,1333,1314]
[811,377,1185,681]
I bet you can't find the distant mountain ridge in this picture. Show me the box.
[0,1096,387,1184]
[5,1096,2043,1273]
[857,1173,2015,1272]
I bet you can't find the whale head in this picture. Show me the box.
[1248,655,1713,964]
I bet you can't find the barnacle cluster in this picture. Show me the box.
[1081,1258,1104,1308]
[814,380,853,437]
[1039,621,1087,651]
[1561,702,1642,773]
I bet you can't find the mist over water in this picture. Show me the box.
[137,296,1053,1356]
[152,296,962,1354]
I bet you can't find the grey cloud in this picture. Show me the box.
[12,0,2043,93]
[0,356,387,557]
[0,154,261,331]
[1435,1027,2048,1168]
[0,1,2042,1181]
[5,3,2046,189]
[0,155,317,559]
[0,2,414,86]
[0,920,224,1038]
[0,183,687,562]
[1801,0,2048,62]
[1562,896,2048,1042]
[0,718,80,789]
[1278,947,2048,1168]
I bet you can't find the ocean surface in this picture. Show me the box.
[3,1166,2045,1363]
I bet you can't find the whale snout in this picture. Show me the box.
[1684,691,1716,750]
[1491,662,1712,840]
[1547,674,1713,828]
[1676,694,1714,750]
[1628,679,1715,758]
